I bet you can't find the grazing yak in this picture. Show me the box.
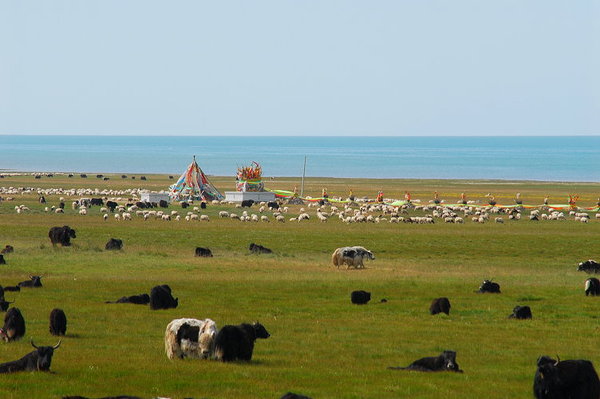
[585,278,600,296]
[105,238,123,251]
[105,294,150,305]
[578,260,600,274]
[0,307,25,342]
[48,226,77,246]
[106,201,118,212]
[534,355,600,399]
[478,279,501,293]
[149,285,178,310]
[280,393,313,399]
[332,246,375,269]
[0,340,61,373]
[164,318,218,359]
[249,243,273,254]
[18,275,42,288]
[0,254,5,265]
[194,247,213,257]
[1,245,14,254]
[49,308,67,336]
[388,350,463,373]
[430,297,451,315]
[509,305,532,319]
[241,199,255,208]
[213,322,271,362]
[351,290,371,305]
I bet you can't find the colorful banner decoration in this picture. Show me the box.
[236,162,264,192]
[169,156,224,201]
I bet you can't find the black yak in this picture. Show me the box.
[0,254,5,265]
[105,294,150,305]
[213,322,270,362]
[534,355,600,399]
[430,297,451,315]
[1,245,13,254]
[249,243,272,254]
[159,199,168,208]
[0,340,61,373]
[49,308,67,336]
[478,279,501,293]
[280,393,313,399]
[18,275,42,288]
[105,238,123,251]
[585,278,600,296]
[508,305,532,319]
[0,307,25,342]
[578,260,600,274]
[350,290,371,305]
[149,285,178,310]
[388,350,463,372]
[48,226,77,246]
[106,201,118,212]
[194,247,213,257]
[241,199,254,208]
[0,301,13,312]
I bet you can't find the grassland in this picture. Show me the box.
[0,174,599,399]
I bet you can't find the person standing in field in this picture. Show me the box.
[433,191,441,204]
[460,192,467,205]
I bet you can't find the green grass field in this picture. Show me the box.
[0,174,599,399]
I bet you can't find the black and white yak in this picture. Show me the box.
[0,307,25,342]
[585,278,600,296]
[534,355,600,399]
[388,350,463,372]
[0,340,61,373]
[578,260,600,274]
[164,318,218,359]
[213,322,270,362]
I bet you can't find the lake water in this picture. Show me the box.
[1,135,599,182]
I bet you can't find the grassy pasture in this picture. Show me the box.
[0,174,599,399]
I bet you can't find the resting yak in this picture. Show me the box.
[508,305,532,319]
[0,340,61,373]
[194,247,213,257]
[213,322,271,362]
[0,307,25,342]
[388,350,463,372]
[249,243,272,254]
[48,226,77,246]
[478,279,501,293]
[105,294,150,305]
[105,238,123,251]
[534,355,600,399]
[149,285,178,310]
[351,290,371,305]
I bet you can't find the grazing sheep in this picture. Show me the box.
[213,322,270,362]
[164,318,217,359]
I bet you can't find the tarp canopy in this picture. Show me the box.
[169,156,224,202]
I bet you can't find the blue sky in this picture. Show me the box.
[1,1,598,136]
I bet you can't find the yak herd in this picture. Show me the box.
[0,220,599,399]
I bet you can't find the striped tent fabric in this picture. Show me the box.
[169,156,224,201]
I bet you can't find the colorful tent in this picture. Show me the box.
[169,156,224,202]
